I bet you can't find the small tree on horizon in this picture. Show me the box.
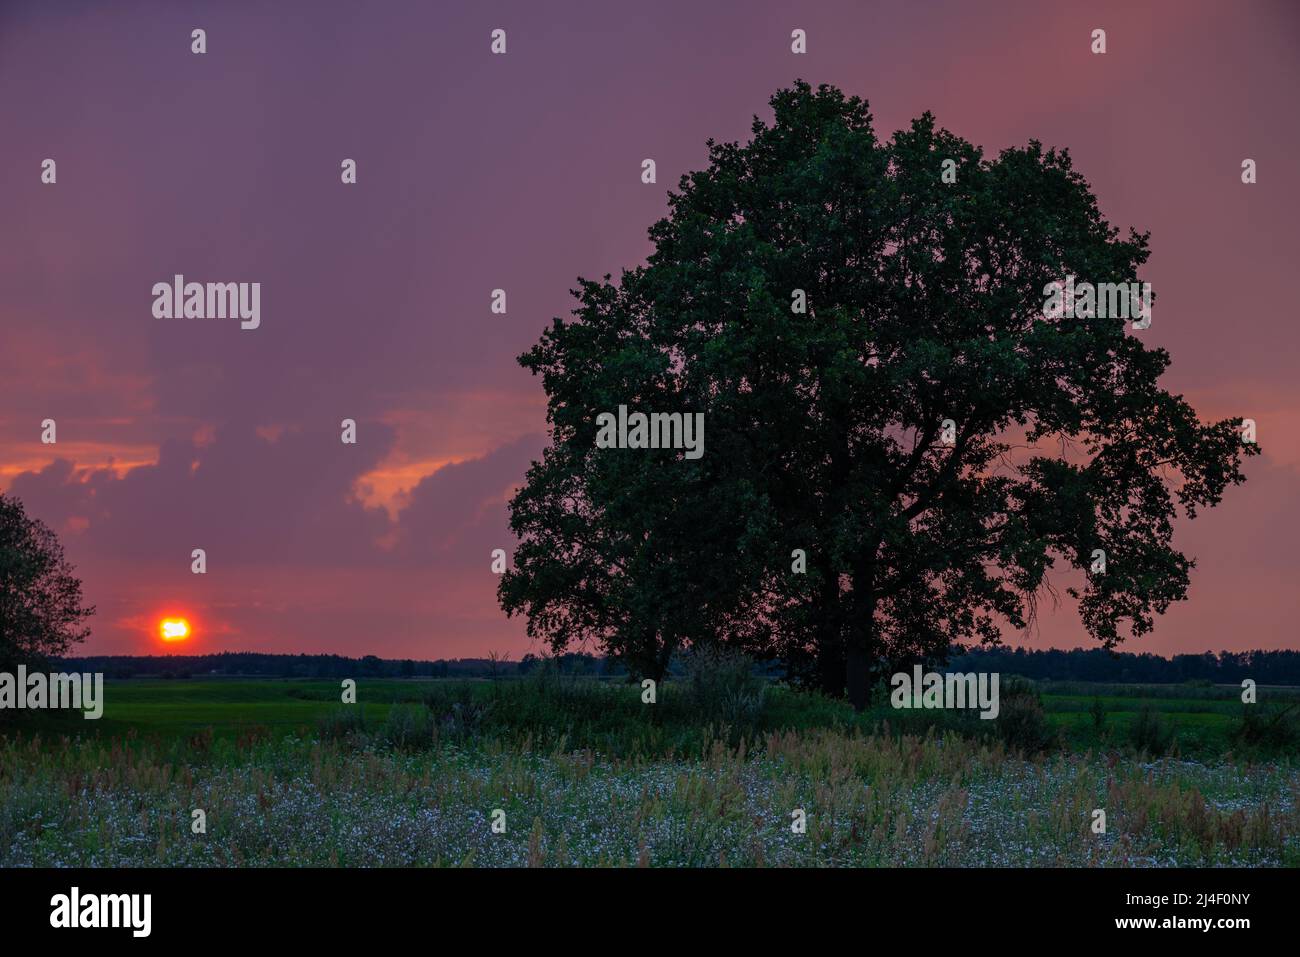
[500,81,1257,709]
[0,493,95,670]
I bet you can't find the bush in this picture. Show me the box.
[683,645,767,732]
[1089,696,1107,732]
[1231,704,1300,753]
[423,684,492,741]
[995,679,1055,755]
[514,666,626,724]
[1129,704,1175,755]
[317,706,365,741]
[380,704,433,751]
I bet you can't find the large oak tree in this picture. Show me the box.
[501,82,1256,708]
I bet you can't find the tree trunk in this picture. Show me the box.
[652,637,675,685]
[846,580,876,712]
[815,622,845,698]
[846,641,870,712]
[814,570,845,697]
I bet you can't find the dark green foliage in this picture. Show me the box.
[1090,695,1107,732]
[1231,704,1300,755]
[8,675,1297,761]
[427,675,666,753]
[872,676,1056,754]
[0,494,94,672]
[499,81,1257,710]
[683,645,767,734]
[380,704,434,751]
[316,706,366,741]
[944,647,1300,686]
[994,679,1056,755]
[423,684,493,742]
[1130,704,1176,755]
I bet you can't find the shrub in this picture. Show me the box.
[316,706,365,741]
[380,704,433,751]
[423,684,492,741]
[1089,696,1107,732]
[994,679,1055,755]
[1129,704,1175,756]
[514,666,625,724]
[1231,704,1300,753]
[683,645,767,732]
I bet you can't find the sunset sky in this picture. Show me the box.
[1,0,1297,659]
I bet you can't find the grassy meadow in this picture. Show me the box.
[1,674,1298,867]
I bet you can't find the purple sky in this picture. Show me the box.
[2,0,1297,659]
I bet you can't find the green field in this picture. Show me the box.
[2,676,1297,867]
[13,676,1297,757]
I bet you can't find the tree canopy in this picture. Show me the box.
[0,493,95,670]
[500,81,1257,708]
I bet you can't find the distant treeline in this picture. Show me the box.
[945,646,1300,686]
[50,646,1300,685]
[49,651,610,680]
[50,652,515,680]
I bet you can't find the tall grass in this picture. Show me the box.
[0,723,1294,867]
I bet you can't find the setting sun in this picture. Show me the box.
[159,618,191,642]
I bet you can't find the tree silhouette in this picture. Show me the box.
[0,493,95,669]
[501,81,1257,708]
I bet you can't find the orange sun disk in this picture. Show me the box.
[159,618,191,642]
